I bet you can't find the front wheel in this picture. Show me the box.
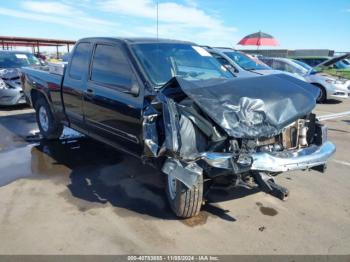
[314,84,327,103]
[166,174,203,218]
[35,98,63,140]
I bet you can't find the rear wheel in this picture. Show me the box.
[35,98,63,140]
[166,173,203,218]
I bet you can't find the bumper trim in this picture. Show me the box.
[250,141,336,172]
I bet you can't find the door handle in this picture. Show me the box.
[86,88,94,94]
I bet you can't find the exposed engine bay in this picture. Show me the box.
[142,74,335,200]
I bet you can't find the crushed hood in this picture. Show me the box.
[0,68,21,80]
[0,68,21,89]
[175,74,319,139]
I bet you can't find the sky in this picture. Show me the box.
[0,0,349,52]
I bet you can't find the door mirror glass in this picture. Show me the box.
[125,81,140,96]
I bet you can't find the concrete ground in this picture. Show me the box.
[0,99,349,255]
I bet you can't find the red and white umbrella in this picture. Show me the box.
[238,31,279,47]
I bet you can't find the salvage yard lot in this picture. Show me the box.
[0,99,349,255]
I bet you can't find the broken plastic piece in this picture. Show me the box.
[162,158,202,188]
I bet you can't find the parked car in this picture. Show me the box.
[205,47,306,81]
[260,57,350,102]
[291,57,328,67]
[0,50,41,106]
[21,37,335,218]
[293,55,350,70]
[343,59,350,66]
[293,59,350,95]
[293,54,350,81]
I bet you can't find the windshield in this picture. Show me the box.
[131,43,233,87]
[292,59,318,74]
[285,60,309,75]
[0,52,41,69]
[224,51,270,71]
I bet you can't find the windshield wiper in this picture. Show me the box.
[243,67,264,75]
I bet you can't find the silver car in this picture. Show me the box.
[206,47,306,81]
[260,57,350,103]
[0,51,41,106]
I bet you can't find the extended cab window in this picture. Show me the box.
[91,44,132,89]
[69,42,90,80]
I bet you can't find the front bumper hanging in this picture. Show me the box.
[250,141,336,172]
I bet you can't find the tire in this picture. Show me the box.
[35,98,63,140]
[313,84,327,103]
[166,173,203,218]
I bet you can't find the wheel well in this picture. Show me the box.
[30,89,46,108]
[310,83,326,94]
[311,83,325,90]
[311,83,327,102]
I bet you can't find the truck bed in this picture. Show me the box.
[21,66,64,113]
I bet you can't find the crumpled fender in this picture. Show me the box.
[141,74,320,188]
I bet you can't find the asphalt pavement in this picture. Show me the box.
[0,99,349,255]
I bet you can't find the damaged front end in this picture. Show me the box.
[142,74,335,200]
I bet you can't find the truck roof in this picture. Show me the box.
[78,37,195,45]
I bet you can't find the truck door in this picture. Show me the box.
[83,42,144,156]
[62,42,92,129]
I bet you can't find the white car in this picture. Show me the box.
[260,57,350,103]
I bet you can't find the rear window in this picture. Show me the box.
[69,42,90,80]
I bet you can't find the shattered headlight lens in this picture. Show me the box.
[0,79,8,90]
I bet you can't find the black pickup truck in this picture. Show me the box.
[21,37,335,218]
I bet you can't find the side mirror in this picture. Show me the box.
[123,82,140,96]
[130,82,140,96]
